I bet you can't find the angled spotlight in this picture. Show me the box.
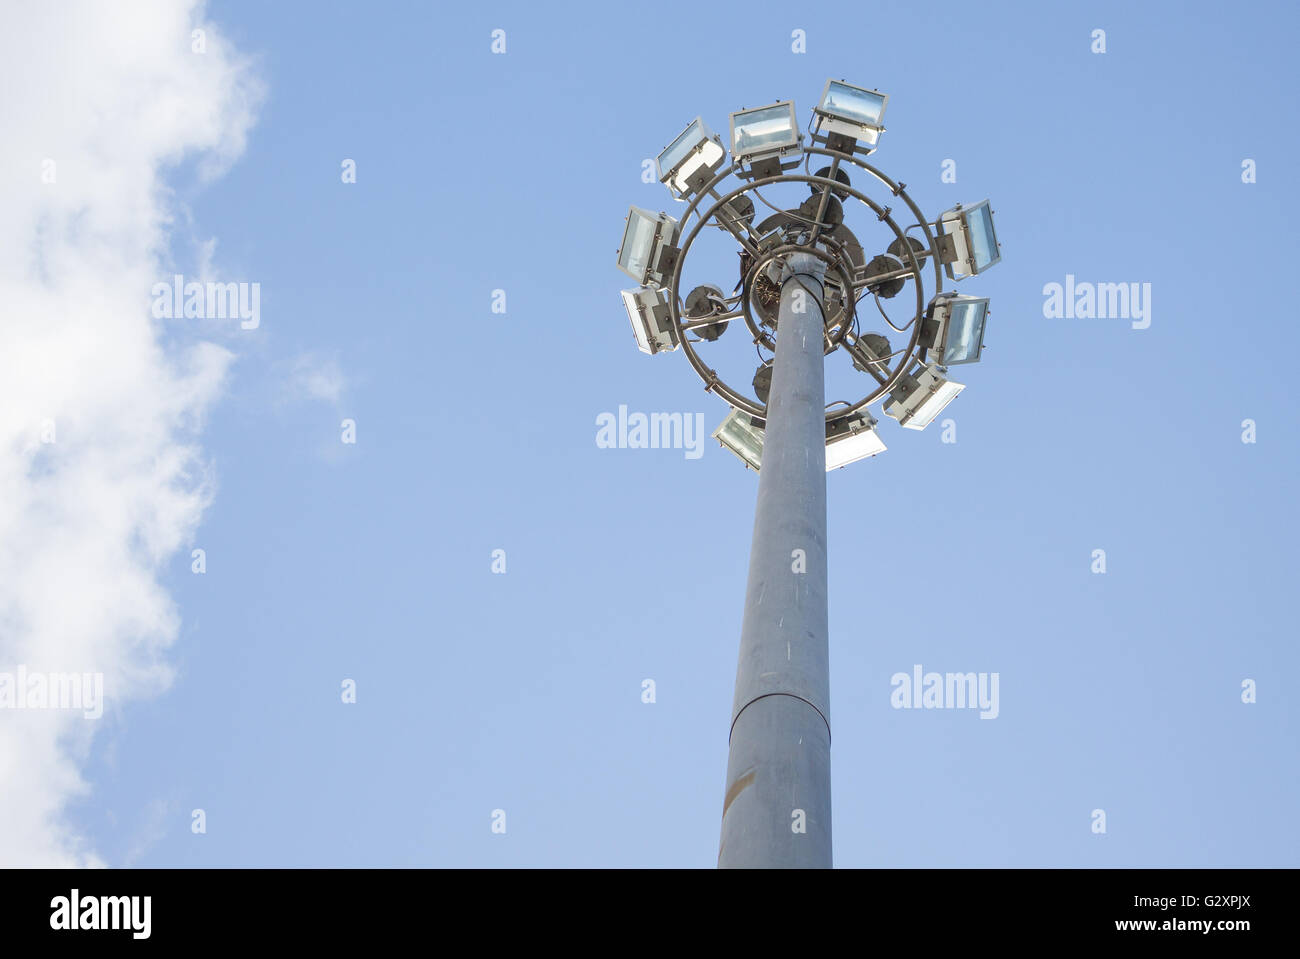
[825,413,887,470]
[935,199,1001,280]
[620,287,679,355]
[752,363,772,404]
[813,79,887,153]
[715,409,887,472]
[729,101,800,175]
[884,364,964,430]
[617,206,679,288]
[657,117,727,199]
[713,408,765,471]
[850,331,892,375]
[923,293,989,366]
[809,165,852,200]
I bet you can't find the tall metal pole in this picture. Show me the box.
[718,251,831,868]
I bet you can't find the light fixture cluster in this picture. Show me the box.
[616,79,1002,469]
[712,408,888,473]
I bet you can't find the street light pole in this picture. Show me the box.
[617,81,1002,868]
[718,252,832,868]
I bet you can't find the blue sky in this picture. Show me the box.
[9,0,1296,867]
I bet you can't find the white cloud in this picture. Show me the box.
[0,1,261,865]
[285,352,347,406]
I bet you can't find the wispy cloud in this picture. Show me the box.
[0,0,262,865]
[284,352,348,406]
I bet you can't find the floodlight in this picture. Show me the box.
[810,165,852,200]
[730,102,800,166]
[620,287,679,355]
[862,253,906,298]
[617,206,679,288]
[884,364,964,430]
[923,293,989,366]
[850,332,891,375]
[936,200,1001,280]
[814,79,887,152]
[825,414,887,470]
[657,118,727,198]
[752,364,772,403]
[715,409,887,472]
[713,409,765,471]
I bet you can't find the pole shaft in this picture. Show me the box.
[718,252,831,868]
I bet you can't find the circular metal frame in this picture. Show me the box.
[666,145,945,426]
[739,240,856,355]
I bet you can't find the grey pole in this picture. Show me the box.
[718,251,831,868]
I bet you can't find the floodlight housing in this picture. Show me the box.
[752,363,772,404]
[657,117,727,199]
[884,365,964,430]
[729,101,801,165]
[713,409,765,472]
[617,206,679,288]
[620,287,679,355]
[825,414,887,470]
[923,293,989,366]
[814,79,887,152]
[936,200,1001,280]
[715,409,888,472]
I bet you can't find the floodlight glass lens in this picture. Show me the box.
[825,428,886,470]
[728,428,762,465]
[715,412,764,470]
[910,381,962,429]
[621,290,652,352]
[734,105,794,154]
[618,210,656,280]
[966,203,999,272]
[943,300,987,365]
[659,120,704,180]
[823,82,885,126]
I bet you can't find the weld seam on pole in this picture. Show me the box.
[728,691,831,746]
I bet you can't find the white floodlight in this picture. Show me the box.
[814,79,887,151]
[617,206,679,288]
[884,365,964,430]
[713,409,765,471]
[924,293,989,366]
[657,118,727,198]
[729,101,800,165]
[936,199,1001,280]
[620,287,679,355]
[825,414,887,470]
[715,409,887,472]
